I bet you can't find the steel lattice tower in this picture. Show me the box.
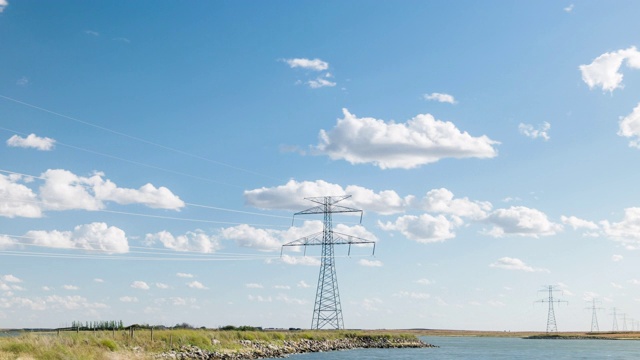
[281,196,375,330]
[611,308,619,332]
[536,285,567,333]
[586,298,602,332]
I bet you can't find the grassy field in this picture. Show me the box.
[0,329,419,360]
[2,328,638,359]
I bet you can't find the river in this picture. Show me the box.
[278,336,639,360]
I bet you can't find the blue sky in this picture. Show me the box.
[2,1,640,331]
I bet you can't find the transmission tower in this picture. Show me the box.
[281,196,375,330]
[610,308,619,332]
[622,313,628,331]
[586,298,603,332]
[535,285,567,333]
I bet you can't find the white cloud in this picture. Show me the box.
[612,254,624,262]
[245,283,264,289]
[24,222,129,254]
[0,0,7,13]
[16,76,29,86]
[420,188,492,220]
[358,259,383,267]
[424,92,456,104]
[379,214,457,243]
[415,278,432,285]
[62,285,79,290]
[0,174,42,218]
[579,46,640,92]
[2,275,22,283]
[119,296,138,303]
[93,278,104,283]
[187,281,208,290]
[7,134,56,151]
[600,208,640,245]
[131,281,150,290]
[285,58,329,71]
[274,285,291,290]
[297,280,310,288]
[145,230,220,253]
[564,4,574,12]
[176,273,194,278]
[248,295,272,302]
[488,300,505,307]
[156,283,169,289]
[275,294,307,305]
[308,78,336,88]
[489,257,549,272]
[485,206,562,237]
[314,109,499,169]
[611,282,623,289]
[244,179,412,215]
[561,215,599,230]
[0,235,16,249]
[275,254,321,266]
[84,30,99,36]
[618,102,640,149]
[518,122,550,141]
[393,291,431,300]
[39,169,184,211]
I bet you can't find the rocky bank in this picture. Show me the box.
[156,335,436,360]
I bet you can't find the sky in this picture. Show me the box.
[1,1,640,332]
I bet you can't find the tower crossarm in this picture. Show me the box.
[281,230,376,256]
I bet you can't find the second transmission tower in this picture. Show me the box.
[586,298,603,332]
[536,285,567,333]
[281,195,375,330]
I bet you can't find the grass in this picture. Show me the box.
[0,329,424,359]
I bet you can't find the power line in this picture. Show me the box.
[0,94,283,182]
[0,126,243,188]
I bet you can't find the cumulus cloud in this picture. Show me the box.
[7,134,56,151]
[612,254,624,262]
[245,283,264,289]
[424,92,456,104]
[358,259,383,267]
[561,215,599,230]
[618,102,640,149]
[156,283,169,289]
[485,206,562,237]
[600,208,640,246]
[0,0,7,13]
[518,122,551,141]
[130,281,150,290]
[24,222,129,253]
[275,254,320,266]
[119,296,138,302]
[244,179,413,215]
[285,58,329,71]
[579,46,640,92]
[313,109,499,169]
[415,278,432,285]
[564,4,574,12]
[489,257,549,272]
[420,188,492,220]
[393,291,431,300]
[2,275,21,283]
[0,173,42,218]
[297,280,310,288]
[176,273,194,278]
[187,281,208,290]
[63,285,79,290]
[308,78,336,88]
[0,235,16,249]
[145,230,220,253]
[38,169,184,211]
[379,214,457,243]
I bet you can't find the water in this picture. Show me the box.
[278,336,640,360]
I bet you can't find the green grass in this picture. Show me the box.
[0,329,422,359]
